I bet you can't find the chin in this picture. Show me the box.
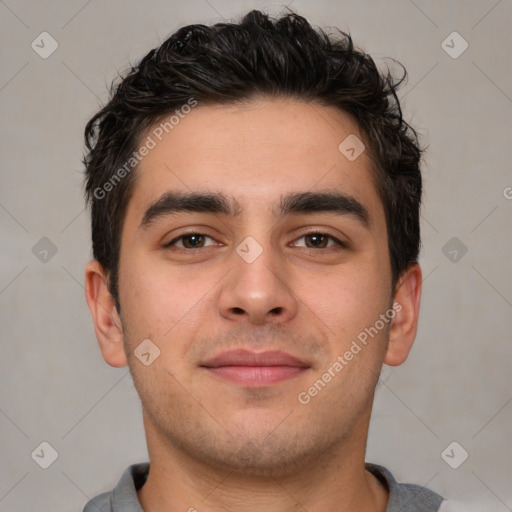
[182,424,338,479]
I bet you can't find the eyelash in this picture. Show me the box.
[163,232,348,251]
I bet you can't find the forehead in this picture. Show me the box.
[126,97,383,223]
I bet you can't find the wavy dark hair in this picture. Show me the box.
[83,9,423,311]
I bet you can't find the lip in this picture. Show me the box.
[202,349,308,368]
[201,349,310,386]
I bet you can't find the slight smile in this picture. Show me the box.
[200,349,311,386]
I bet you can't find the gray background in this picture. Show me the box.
[1,0,511,510]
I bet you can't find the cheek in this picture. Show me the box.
[307,266,390,338]
[120,269,175,336]
[118,255,219,347]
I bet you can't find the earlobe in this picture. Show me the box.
[84,260,128,368]
[384,264,422,366]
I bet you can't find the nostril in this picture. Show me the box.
[270,307,283,315]
[233,307,245,315]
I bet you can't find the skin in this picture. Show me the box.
[85,97,422,512]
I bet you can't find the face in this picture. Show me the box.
[87,97,420,477]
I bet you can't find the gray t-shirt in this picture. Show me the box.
[84,462,444,511]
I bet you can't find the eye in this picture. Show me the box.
[291,232,347,249]
[162,231,347,251]
[164,233,217,249]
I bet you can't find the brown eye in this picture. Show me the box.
[305,233,329,248]
[292,233,346,249]
[164,233,216,249]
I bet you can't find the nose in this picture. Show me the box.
[217,240,299,325]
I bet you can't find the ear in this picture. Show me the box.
[384,263,422,366]
[84,260,127,367]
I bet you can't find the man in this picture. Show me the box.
[83,9,445,511]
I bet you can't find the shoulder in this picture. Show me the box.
[83,490,112,512]
[438,501,504,512]
[82,463,149,512]
[366,463,444,512]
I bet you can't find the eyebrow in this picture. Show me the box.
[139,190,370,229]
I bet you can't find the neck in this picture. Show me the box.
[137,413,388,512]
